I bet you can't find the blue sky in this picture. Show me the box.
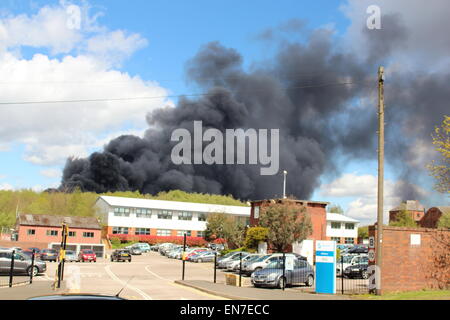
[0,0,448,224]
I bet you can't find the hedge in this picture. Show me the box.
[107,234,208,247]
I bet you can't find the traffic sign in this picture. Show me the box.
[369,236,375,249]
[368,249,375,262]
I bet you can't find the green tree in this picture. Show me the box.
[244,227,269,250]
[329,204,344,214]
[389,210,417,227]
[438,212,450,229]
[259,201,312,252]
[358,226,369,239]
[427,115,450,194]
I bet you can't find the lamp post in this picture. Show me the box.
[283,170,288,199]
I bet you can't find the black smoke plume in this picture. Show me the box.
[61,21,448,202]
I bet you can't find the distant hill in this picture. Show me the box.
[0,189,248,228]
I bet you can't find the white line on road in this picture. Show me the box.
[144,265,170,281]
[104,265,152,300]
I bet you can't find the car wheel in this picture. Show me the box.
[362,270,369,279]
[110,257,113,262]
[28,266,39,277]
[306,275,314,287]
[254,267,262,273]
[278,277,286,289]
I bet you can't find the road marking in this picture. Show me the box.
[144,265,170,281]
[104,265,152,300]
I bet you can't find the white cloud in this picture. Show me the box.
[0,1,175,168]
[320,173,428,224]
[0,182,13,190]
[40,168,61,179]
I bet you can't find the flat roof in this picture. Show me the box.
[326,212,359,223]
[97,196,251,216]
[250,199,330,206]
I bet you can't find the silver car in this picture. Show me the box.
[0,250,46,276]
[64,250,78,262]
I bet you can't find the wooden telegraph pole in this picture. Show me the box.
[376,66,385,295]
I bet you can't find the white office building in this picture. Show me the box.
[94,195,251,238]
[326,212,359,244]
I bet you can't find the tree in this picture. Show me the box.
[438,212,450,229]
[244,227,269,250]
[389,210,417,228]
[204,213,246,248]
[358,226,369,239]
[427,115,450,194]
[259,201,312,252]
[329,204,344,214]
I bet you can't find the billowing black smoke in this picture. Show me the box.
[60,20,448,201]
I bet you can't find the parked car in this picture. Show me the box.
[78,249,97,262]
[64,250,78,262]
[251,258,315,289]
[229,254,264,272]
[347,245,368,254]
[190,251,216,263]
[336,254,368,276]
[21,250,38,260]
[111,249,132,262]
[159,243,177,256]
[28,248,41,255]
[242,253,299,276]
[217,251,250,269]
[150,244,160,251]
[344,262,369,279]
[40,248,58,262]
[0,249,46,276]
[167,247,183,259]
[126,246,142,255]
[132,243,151,253]
[185,248,209,260]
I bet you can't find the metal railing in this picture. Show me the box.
[0,250,36,288]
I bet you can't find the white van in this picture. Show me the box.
[242,253,297,276]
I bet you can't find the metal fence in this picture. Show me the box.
[0,250,37,288]
[336,255,369,294]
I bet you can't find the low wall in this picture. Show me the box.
[369,226,450,293]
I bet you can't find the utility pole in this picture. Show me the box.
[376,66,385,295]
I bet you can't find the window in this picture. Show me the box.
[157,210,172,220]
[254,206,260,219]
[345,223,354,230]
[331,222,341,229]
[345,237,354,244]
[197,231,205,238]
[331,237,341,243]
[69,231,76,237]
[176,230,191,237]
[178,211,193,221]
[46,230,58,236]
[135,228,150,235]
[27,229,35,236]
[83,232,94,238]
[136,208,151,218]
[198,213,207,221]
[113,207,131,217]
[112,227,129,235]
[157,229,171,236]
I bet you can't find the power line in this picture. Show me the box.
[0,80,373,106]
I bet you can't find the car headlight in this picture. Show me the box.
[268,273,279,280]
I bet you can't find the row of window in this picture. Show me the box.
[331,222,355,230]
[331,237,355,244]
[26,229,94,238]
[113,207,207,221]
[111,227,205,238]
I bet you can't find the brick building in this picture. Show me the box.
[389,200,425,224]
[249,198,329,241]
[16,213,102,245]
[419,206,450,228]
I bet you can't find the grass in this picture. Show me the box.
[111,241,138,249]
[355,289,450,300]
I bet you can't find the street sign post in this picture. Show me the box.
[315,240,336,294]
[369,236,375,249]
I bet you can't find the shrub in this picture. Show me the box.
[107,234,208,247]
[244,227,268,250]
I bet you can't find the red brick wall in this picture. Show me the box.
[18,225,101,244]
[389,210,424,223]
[250,200,327,241]
[369,226,449,293]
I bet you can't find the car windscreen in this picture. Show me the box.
[83,250,94,254]
[265,261,283,269]
[254,255,271,262]
[246,255,262,262]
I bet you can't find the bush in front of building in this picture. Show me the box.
[244,227,269,251]
[108,234,208,247]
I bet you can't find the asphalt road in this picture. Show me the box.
[42,251,227,300]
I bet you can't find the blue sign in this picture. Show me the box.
[315,240,336,294]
